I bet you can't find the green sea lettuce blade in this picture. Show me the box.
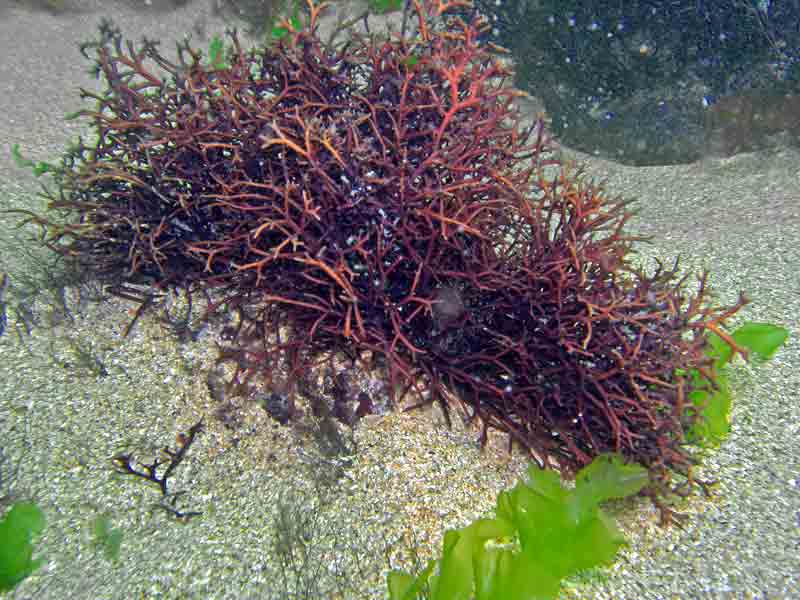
[573,454,650,508]
[688,322,787,447]
[0,502,46,592]
[687,372,733,447]
[706,322,789,368]
[430,518,514,600]
[731,322,789,361]
[474,541,560,600]
[386,455,648,600]
[508,458,646,579]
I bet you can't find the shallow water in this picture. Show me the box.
[0,1,798,599]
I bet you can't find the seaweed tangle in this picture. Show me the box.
[15,0,750,498]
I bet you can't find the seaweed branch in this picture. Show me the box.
[112,419,204,521]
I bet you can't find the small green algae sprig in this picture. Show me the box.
[0,501,46,592]
[387,454,649,600]
[10,144,59,178]
[90,515,123,563]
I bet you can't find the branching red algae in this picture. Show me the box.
[24,0,748,495]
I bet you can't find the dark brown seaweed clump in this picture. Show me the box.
[21,0,747,494]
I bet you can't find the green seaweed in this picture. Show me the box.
[387,454,648,600]
[90,515,123,563]
[206,35,229,70]
[10,144,60,178]
[368,0,404,15]
[270,0,304,40]
[686,321,789,447]
[0,501,46,592]
[708,322,790,367]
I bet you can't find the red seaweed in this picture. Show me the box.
[23,0,748,493]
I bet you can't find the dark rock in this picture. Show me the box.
[704,93,800,157]
[467,0,800,164]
